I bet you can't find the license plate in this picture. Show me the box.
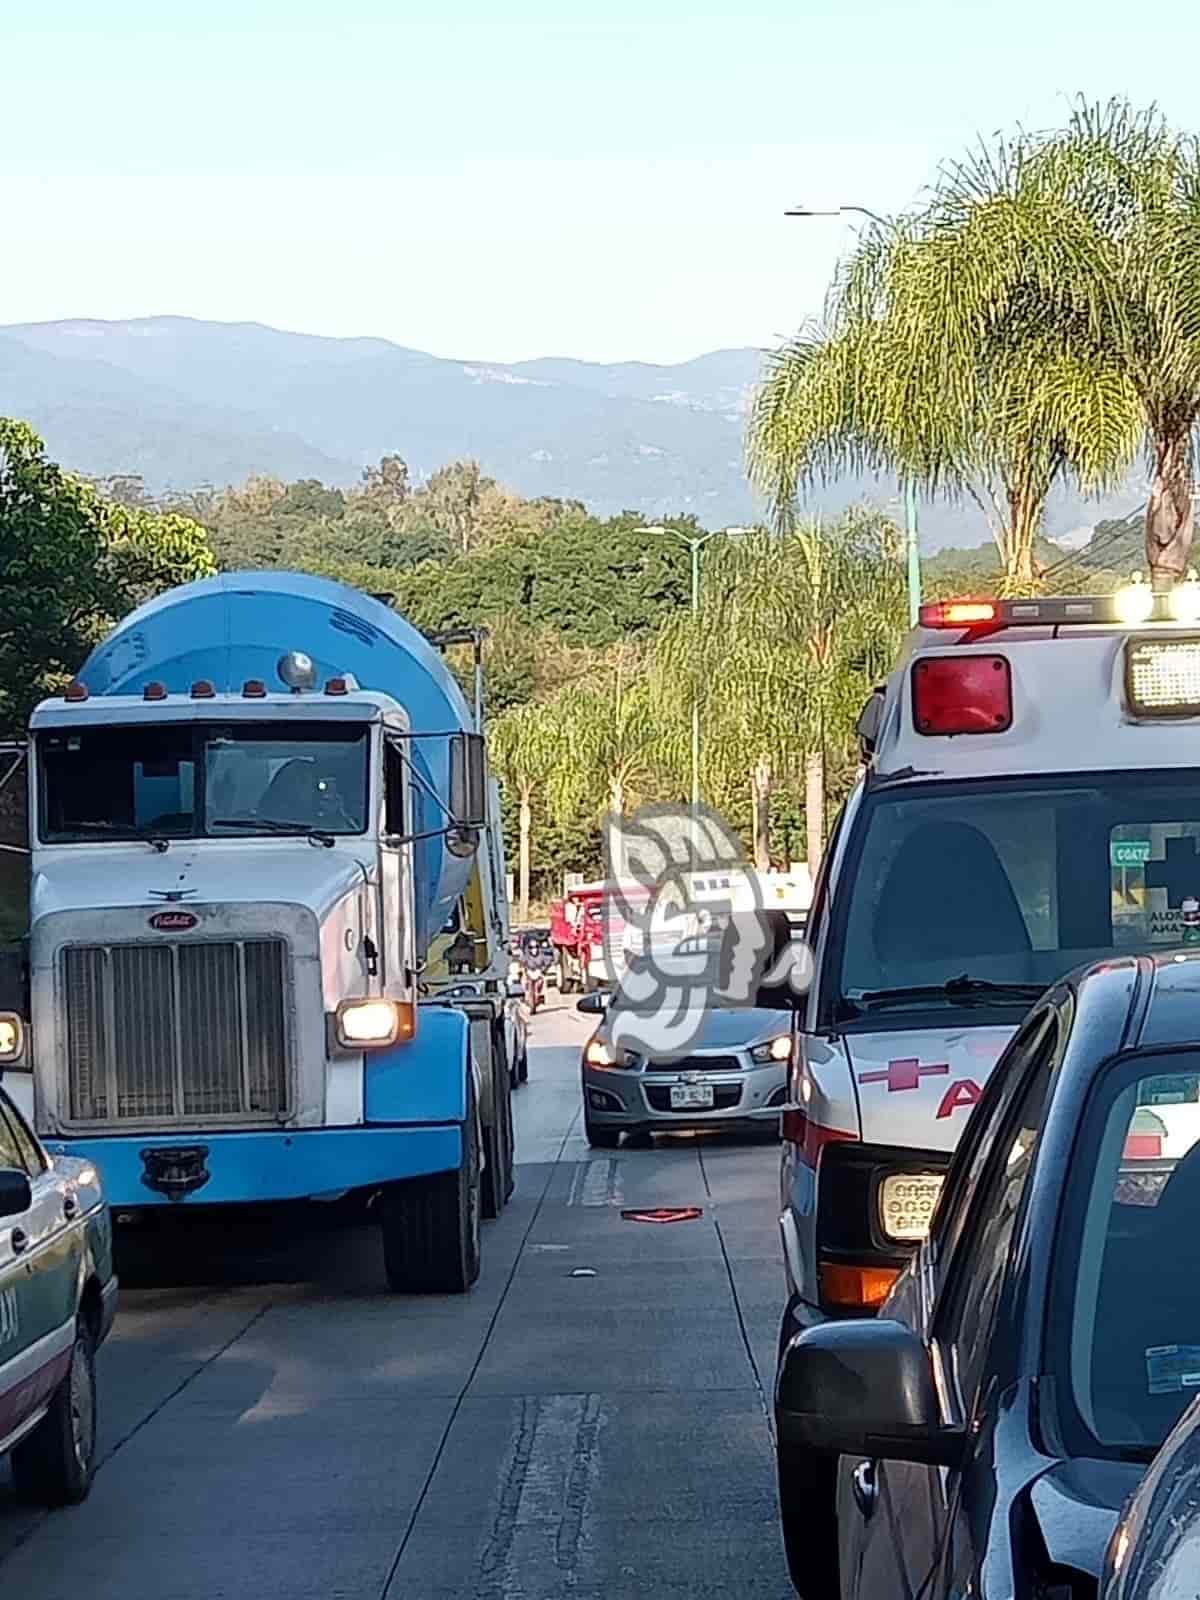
[670,1083,714,1110]
[879,1173,944,1241]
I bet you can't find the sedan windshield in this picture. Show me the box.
[38,721,370,841]
[835,771,1200,1016]
[1057,1052,1200,1457]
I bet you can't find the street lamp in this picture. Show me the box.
[638,524,753,811]
[784,202,922,627]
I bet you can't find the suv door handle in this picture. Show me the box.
[63,1193,78,1220]
[851,1460,877,1519]
[10,1227,28,1254]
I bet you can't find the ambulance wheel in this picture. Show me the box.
[11,1318,97,1506]
[777,1443,838,1600]
[380,1101,481,1294]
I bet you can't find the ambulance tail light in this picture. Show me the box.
[912,655,1012,736]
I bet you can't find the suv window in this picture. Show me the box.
[0,1096,28,1174]
[0,1098,46,1176]
[935,1028,1056,1410]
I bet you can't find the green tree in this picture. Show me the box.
[0,420,215,732]
[490,700,566,923]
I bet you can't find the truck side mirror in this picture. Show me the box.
[449,733,487,830]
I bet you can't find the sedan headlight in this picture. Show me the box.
[750,1035,793,1066]
[335,998,415,1048]
[0,1013,25,1067]
[584,1039,637,1069]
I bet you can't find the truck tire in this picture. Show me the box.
[380,1097,482,1294]
[482,1029,515,1217]
[517,1041,529,1085]
[11,1317,97,1506]
[777,1443,838,1600]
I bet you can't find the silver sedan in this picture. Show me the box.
[576,991,793,1148]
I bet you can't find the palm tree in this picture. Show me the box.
[749,117,1144,589]
[488,701,562,923]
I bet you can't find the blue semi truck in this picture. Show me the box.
[7,571,517,1292]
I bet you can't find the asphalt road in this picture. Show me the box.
[0,997,793,1599]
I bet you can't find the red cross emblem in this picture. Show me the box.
[858,1057,950,1092]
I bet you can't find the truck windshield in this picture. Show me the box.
[833,770,1200,1019]
[38,721,370,842]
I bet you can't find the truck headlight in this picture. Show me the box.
[335,998,415,1048]
[750,1035,793,1065]
[0,1013,25,1067]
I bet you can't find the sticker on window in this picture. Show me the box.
[1112,826,1200,945]
[1146,1344,1200,1395]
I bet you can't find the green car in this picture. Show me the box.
[0,1067,116,1505]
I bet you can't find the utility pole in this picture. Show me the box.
[784,202,922,626]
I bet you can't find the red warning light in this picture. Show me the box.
[912,655,1012,736]
[919,600,998,629]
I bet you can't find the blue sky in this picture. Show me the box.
[3,0,1199,362]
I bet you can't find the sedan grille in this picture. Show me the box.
[642,1054,741,1075]
[63,939,290,1125]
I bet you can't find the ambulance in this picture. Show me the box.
[776,581,1200,1594]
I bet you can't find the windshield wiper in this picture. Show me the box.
[62,821,173,852]
[211,817,336,848]
[842,974,1046,1016]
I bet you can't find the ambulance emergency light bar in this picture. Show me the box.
[919,573,1200,632]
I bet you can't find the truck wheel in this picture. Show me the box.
[380,1101,482,1294]
[584,1110,621,1149]
[11,1318,97,1506]
[777,1443,838,1598]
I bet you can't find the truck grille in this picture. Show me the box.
[63,939,290,1124]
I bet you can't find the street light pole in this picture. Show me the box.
[784,202,922,626]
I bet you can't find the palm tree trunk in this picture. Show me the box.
[610,776,625,817]
[805,750,824,881]
[751,755,771,871]
[518,782,532,925]
[1145,429,1194,587]
[1003,485,1041,592]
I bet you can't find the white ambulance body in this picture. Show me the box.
[781,594,1200,1342]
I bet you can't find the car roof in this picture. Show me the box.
[1065,950,1200,1055]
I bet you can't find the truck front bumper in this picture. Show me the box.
[42,1124,463,1209]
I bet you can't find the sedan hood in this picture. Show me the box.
[603,1005,793,1060]
[1030,1458,1144,1579]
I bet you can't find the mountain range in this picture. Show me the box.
[0,316,1143,550]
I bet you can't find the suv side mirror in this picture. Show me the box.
[0,1168,32,1219]
[776,1319,965,1468]
[575,992,610,1015]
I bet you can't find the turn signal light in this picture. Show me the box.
[819,1263,901,1311]
[912,654,1012,736]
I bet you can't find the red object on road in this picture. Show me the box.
[620,1207,704,1224]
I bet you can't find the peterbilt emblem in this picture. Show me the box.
[148,911,198,932]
